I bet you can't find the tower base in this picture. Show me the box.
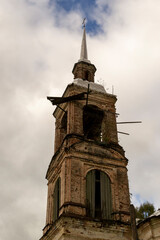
[40,215,132,240]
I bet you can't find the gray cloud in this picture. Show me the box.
[1,0,160,239]
[92,0,160,208]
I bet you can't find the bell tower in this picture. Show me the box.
[40,25,133,240]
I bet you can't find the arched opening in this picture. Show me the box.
[61,112,67,134]
[86,170,112,219]
[53,177,61,222]
[85,71,89,81]
[83,105,104,141]
[59,112,67,145]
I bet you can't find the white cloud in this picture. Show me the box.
[94,0,160,210]
[1,0,160,239]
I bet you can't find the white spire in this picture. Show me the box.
[79,23,91,63]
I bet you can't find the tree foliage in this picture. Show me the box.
[135,202,155,219]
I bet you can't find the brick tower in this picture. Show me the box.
[40,25,133,240]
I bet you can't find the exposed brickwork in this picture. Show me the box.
[41,80,132,240]
[72,61,96,82]
[45,141,131,224]
[53,82,118,153]
[41,216,132,240]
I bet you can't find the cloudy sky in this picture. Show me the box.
[1,0,160,239]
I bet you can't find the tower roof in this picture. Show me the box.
[79,25,91,63]
[72,21,96,82]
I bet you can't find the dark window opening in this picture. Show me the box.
[85,71,89,81]
[83,105,104,141]
[95,170,101,218]
[53,177,61,222]
[86,170,112,220]
[61,112,67,133]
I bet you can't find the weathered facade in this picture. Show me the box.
[137,210,160,240]
[40,26,133,240]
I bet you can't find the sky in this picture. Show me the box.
[0,0,160,239]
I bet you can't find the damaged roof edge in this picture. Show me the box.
[53,79,117,116]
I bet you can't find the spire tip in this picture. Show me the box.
[82,18,86,28]
[79,18,90,63]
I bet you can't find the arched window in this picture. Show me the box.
[86,170,112,219]
[59,112,67,145]
[83,105,104,142]
[85,71,89,81]
[53,177,61,222]
[61,112,67,134]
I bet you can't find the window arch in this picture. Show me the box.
[53,177,61,222]
[83,105,104,142]
[86,170,112,219]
